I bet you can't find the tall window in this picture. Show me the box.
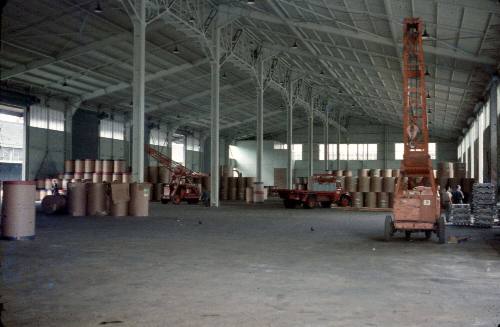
[29,105,64,131]
[319,144,337,160]
[100,119,124,140]
[172,134,185,164]
[292,144,302,160]
[273,142,287,150]
[395,143,436,160]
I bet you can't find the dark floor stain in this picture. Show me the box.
[99,321,124,325]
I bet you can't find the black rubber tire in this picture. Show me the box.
[284,199,297,209]
[384,215,393,242]
[405,231,411,241]
[303,198,316,209]
[320,201,332,208]
[424,231,432,239]
[437,215,446,244]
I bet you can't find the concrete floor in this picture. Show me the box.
[2,200,500,327]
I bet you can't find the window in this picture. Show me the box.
[274,142,287,150]
[149,128,168,146]
[29,105,64,131]
[186,135,200,152]
[292,144,302,160]
[172,134,185,164]
[319,144,337,160]
[274,142,301,160]
[229,145,237,159]
[339,144,348,160]
[100,119,124,140]
[395,143,436,160]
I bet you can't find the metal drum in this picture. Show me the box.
[370,176,382,192]
[84,159,95,173]
[92,173,103,183]
[344,170,353,177]
[253,182,265,203]
[358,176,370,192]
[382,177,396,193]
[377,192,389,208]
[352,192,363,208]
[1,181,36,240]
[345,176,357,192]
[370,169,381,177]
[364,192,376,208]
[102,160,113,173]
[87,183,107,216]
[64,160,75,173]
[358,169,369,177]
[74,159,85,173]
[129,183,151,216]
[113,160,126,173]
[94,160,103,173]
[68,181,87,216]
[381,169,392,178]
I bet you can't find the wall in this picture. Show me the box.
[28,127,64,179]
[231,120,458,186]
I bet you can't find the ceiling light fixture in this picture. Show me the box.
[291,40,298,48]
[222,72,227,78]
[94,1,103,13]
[62,79,68,87]
[173,45,180,54]
[247,0,255,4]
[426,91,431,99]
[189,16,195,23]
[320,70,324,75]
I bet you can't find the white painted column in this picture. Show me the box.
[131,0,146,183]
[256,59,264,183]
[337,109,341,170]
[286,80,293,189]
[210,27,221,207]
[478,107,484,183]
[490,78,498,188]
[308,98,314,177]
[324,109,329,171]
[22,106,30,180]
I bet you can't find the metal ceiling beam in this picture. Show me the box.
[265,43,472,91]
[220,5,496,66]
[0,33,129,80]
[146,77,254,113]
[77,57,210,102]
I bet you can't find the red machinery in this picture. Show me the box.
[384,18,445,243]
[146,146,206,205]
[277,173,351,209]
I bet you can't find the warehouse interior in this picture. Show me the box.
[1,0,500,325]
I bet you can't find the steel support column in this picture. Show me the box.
[308,97,314,177]
[324,110,329,171]
[131,0,146,183]
[337,110,341,170]
[286,81,293,189]
[490,77,498,189]
[210,27,221,207]
[256,59,264,183]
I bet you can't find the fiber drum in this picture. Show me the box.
[358,176,370,192]
[68,181,87,216]
[87,183,108,216]
[129,183,151,216]
[1,181,36,240]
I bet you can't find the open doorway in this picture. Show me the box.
[0,104,25,181]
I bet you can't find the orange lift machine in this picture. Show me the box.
[384,18,445,243]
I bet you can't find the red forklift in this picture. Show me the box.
[146,146,206,205]
[384,18,445,243]
[277,173,351,209]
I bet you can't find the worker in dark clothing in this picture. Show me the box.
[451,185,464,204]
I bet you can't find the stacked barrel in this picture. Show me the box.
[220,176,257,201]
[350,169,396,209]
[146,165,172,201]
